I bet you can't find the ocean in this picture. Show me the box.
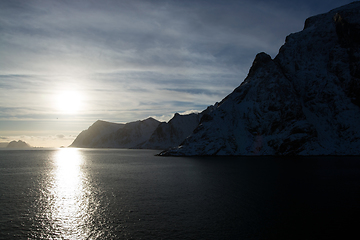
[0,148,359,239]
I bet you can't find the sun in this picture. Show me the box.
[56,91,82,114]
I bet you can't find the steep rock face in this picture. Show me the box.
[106,117,161,148]
[161,2,360,156]
[139,112,202,150]
[69,120,124,148]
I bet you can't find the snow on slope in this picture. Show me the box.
[161,2,360,156]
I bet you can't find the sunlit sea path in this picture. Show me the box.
[0,149,359,239]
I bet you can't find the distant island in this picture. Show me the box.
[6,140,32,149]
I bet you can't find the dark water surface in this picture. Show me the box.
[0,149,359,239]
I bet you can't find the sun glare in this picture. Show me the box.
[56,91,82,114]
[49,148,91,238]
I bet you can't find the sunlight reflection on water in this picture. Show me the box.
[51,149,89,238]
[35,149,97,239]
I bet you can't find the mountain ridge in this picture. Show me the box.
[69,112,205,150]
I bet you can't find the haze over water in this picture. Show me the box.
[0,148,359,239]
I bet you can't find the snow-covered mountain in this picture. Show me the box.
[160,2,360,156]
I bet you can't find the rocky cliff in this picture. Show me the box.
[161,2,360,156]
[138,112,202,150]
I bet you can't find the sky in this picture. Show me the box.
[0,0,355,147]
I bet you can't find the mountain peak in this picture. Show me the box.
[143,117,161,123]
[247,52,272,78]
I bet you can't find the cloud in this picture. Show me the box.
[0,0,299,75]
[56,134,65,139]
[0,0,344,77]
[179,109,201,115]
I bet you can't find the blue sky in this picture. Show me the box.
[0,0,355,147]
